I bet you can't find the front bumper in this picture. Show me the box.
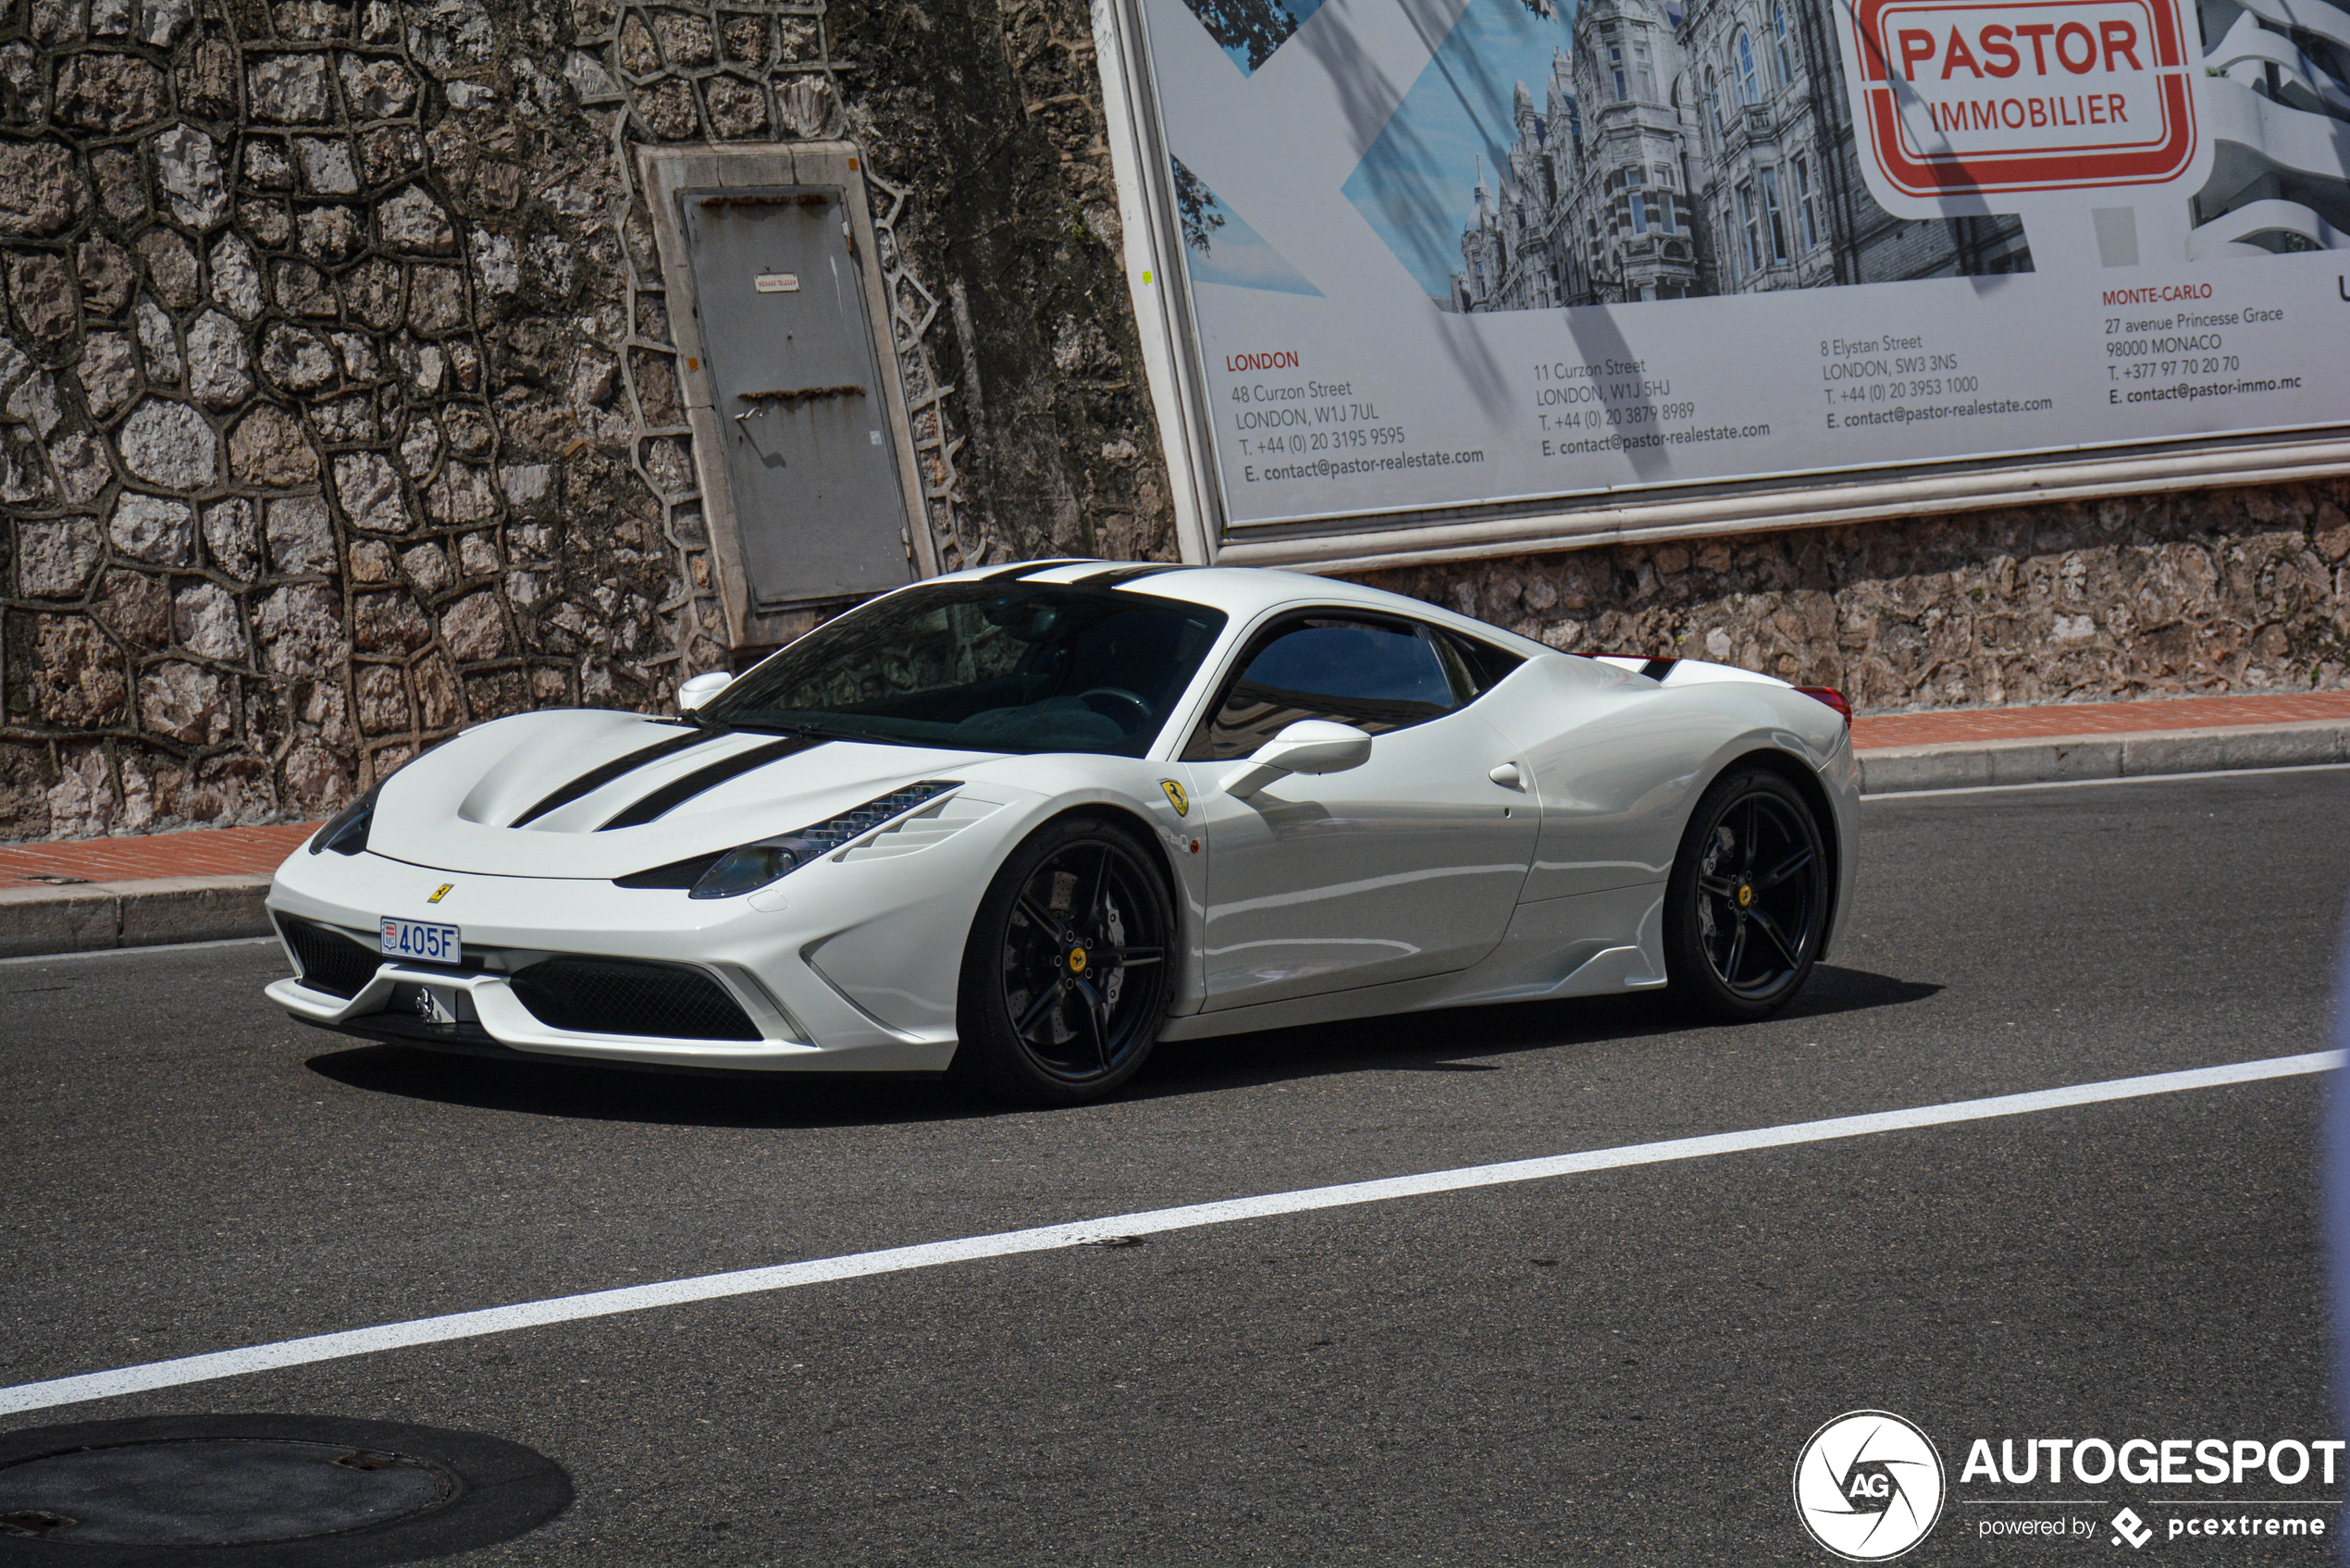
[260,797,1037,1071]
[264,963,844,1072]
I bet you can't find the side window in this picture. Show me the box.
[1435,628,1527,698]
[1182,616,1457,761]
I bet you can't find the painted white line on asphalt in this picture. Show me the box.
[1,1049,2336,1418]
[0,935,278,968]
[1864,761,2350,800]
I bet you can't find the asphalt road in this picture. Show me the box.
[5,768,2348,1564]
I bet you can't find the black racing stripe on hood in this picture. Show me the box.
[596,735,831,830]
[509,727,723,827]
[1639,657,1679,683]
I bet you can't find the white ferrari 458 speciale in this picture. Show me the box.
[266,561,1860,1103]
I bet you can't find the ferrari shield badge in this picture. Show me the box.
[1159,779,1189,818]
[427,883,454,904]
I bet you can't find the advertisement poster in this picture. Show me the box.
[1132,0,2350,536]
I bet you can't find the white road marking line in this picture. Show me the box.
[0,934,279,968]
[1,1049,2336,1418]
[1864,761,2350,799]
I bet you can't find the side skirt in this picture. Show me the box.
[1158,883,1667,1043]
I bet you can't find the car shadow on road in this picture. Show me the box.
[301,965,1937,1129]
[1132,965,1944,1100]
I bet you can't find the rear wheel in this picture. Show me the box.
[1662,766,1829,1022]
[950,816,1174,1105]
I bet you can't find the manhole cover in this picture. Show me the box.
[0,1415,568,1567]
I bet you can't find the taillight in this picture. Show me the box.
[1797,686,1851,724]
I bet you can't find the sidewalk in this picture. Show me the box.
[0,821,318,959]
[4,689,2347,958]
[1849,688,2350,792]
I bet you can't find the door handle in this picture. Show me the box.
[1488,761,1524,790]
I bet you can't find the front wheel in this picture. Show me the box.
[949,816,1174,1105]
[1662,767,1829,1022]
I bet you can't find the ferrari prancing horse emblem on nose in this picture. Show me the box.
[427,883,453,904]
[1159,779,1189,818]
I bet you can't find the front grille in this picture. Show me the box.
[277,914,383,999]
[508,957,761,1041]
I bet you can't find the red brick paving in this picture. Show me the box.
[1849,689,2350,750]
[1,689,2347,888]
[0,821,320,890]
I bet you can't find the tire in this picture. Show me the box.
[949,815,1175,1105]
[1661,765,1830,1022]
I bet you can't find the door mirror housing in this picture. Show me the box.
[676,670,735,711]
[1220,720,1373,796]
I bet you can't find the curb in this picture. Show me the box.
[0,874,275,960]
[1858,719,2350,794]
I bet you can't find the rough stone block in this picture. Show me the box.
[117,399,218,488]
[7,250,78,342]
[332,451,408,532]
[265,493,335,571]
[18,516,103,598]
[207,231,264,320]
[200,497,260,579]
[0,142,87,236]
[78,329,138,419]
[174,579,247,659]
[139,661,229,743]
[248,53,332,120]
[228,403,319,485]
[55,49,165,131]
[186,309,254,409]
[109,492,196,563]
[154,124,230,228]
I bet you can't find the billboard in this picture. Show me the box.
[1097,0,2350,562]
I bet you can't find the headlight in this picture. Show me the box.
[677,779,963,900]
[309,783,382,856]
[691,836,818,899]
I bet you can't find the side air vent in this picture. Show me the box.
[508,956,762,1041]
[836,791,1003,862]
[277,914,383,999]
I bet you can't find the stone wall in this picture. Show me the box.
[0,0,2338,846]
[1359,479,2350,711]
[0,0,1172,841]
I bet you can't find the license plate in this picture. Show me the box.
[380,916,462,965]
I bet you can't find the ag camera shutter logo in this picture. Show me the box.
[1794,1411,1948,1561]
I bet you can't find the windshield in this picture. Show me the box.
[698,581,1230,757]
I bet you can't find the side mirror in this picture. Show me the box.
[676,670,735,712]
[1220,720,1373,797]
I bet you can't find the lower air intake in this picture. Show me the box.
[508,957,761,1042]
[278,913,383,999]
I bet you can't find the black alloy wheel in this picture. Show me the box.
[952,816,1174,1105]
[1662,766,1829,1021]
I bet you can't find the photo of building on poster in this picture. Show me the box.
[1167,0,2345,313]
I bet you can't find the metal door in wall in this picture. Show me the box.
[680,187,911,610]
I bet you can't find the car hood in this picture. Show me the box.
[362,709,1006,879]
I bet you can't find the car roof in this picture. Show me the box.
[918,560,1555,657]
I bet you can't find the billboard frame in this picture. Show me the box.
[1084,0,2350,576]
